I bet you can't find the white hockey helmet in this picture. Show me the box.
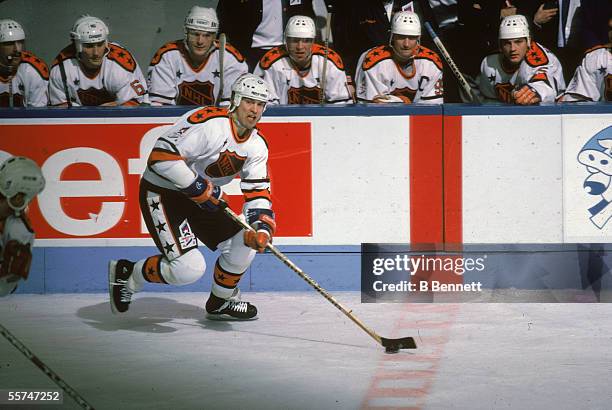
[284,15,316,42]
[70,15,109,53]
[391,11,421,37]
[0,19,25,42]
[0,156,45,213]
[499,14,530,44]
[184,6,219,33]
[229,74,269,112]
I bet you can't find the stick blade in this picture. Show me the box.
[381,336,417,352]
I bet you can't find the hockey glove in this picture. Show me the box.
[181,174,227,211]
[0,240,32,281]
[513,86,541,105]
[244,209,276,253]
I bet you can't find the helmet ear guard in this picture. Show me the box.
[0,156,45,214]
[229,74,269,112]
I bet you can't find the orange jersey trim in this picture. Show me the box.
[21,51,49,80]
[258,46,289,70]
[414,46,443,71]
[312,44,344,70]
[107,43,137,73]
[187,106,228,124]
[52,44,77,67]
[362,45,393,71]
[525,42,549,68]
[219,41,245,63]
[150,40,182,66]
[147,149,184,165]
[243,189,272,202]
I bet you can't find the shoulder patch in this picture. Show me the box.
[525,42,549,67]
[414,46,443,71]
[312,44,344,70]
[150,40,182,66]
[258,46,288,70]
[219,41,245,63]
[187,106,228,124]
[21,51,49,80]
[362,45,393,71]
[107,43,137,73]
[52,44,77,67]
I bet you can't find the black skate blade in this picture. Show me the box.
[381,336,417,353]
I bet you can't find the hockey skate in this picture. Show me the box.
[205,289,257,320]
[108,259,135,314]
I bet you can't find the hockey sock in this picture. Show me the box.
[210,259,244,299]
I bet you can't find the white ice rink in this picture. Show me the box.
[1,292,612,409]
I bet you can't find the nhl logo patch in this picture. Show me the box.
[178,219,197,249]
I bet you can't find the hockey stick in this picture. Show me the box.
[0,323,95,409]
[319,4,332,105]
[215,33,226,107]
[223,206,417,352]
[424,22,479,103]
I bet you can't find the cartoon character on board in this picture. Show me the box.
[577,126,612,229]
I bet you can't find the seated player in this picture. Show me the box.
[355,11,444,104]
[254,15,352,104]
[477,14,565,105]
[49,15,147,106]
[148,6,247,106]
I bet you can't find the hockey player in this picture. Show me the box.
[560,19,611,102]
[148,6,247,106]
[0,19,48,107]
[109,74,275,320]
[0,156,46,297]
[355,11,444,104]
[477,14,565,105]
[253,15,352,105]
[49,15,148,106]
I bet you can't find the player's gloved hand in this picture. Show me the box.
[181,174,228,211]
[513,86,541,105]
[0,240,32,281]
[244,209,276,252]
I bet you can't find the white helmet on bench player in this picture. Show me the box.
[70,15,109,53]
[499,14,530,44]
[229,74,269,112]
[0,156,45,213]
[284,15,316,43]
[0,19,25,42]
[184,6,219,34]
[391,11,421,38]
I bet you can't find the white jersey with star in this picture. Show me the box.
[147,39,248,106]
[49,42,148,106]
[562,45,611,102]
[253,44,352,104]
[355,45,444,104]
[0,51,48,107]
[144,106,272,211]
[477,41,566,103]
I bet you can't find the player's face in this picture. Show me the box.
[235,97,266,130]
[0,40,24,67]
[500,38,529,65]
[391,35,420,61]
[186,30,215,59]
[79,41,107,70]
[286,37,313,67]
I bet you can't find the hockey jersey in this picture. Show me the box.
[562,45,611,102]
[147,39,247,106]
[144,106,272,212]
[0,213,35,296]
[355,45,444,104]
[0,51,48,107]
[477,41,565,104]
[49,43,148,106]
[253,44,352,104]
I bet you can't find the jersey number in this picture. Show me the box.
[130,80,146,96]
